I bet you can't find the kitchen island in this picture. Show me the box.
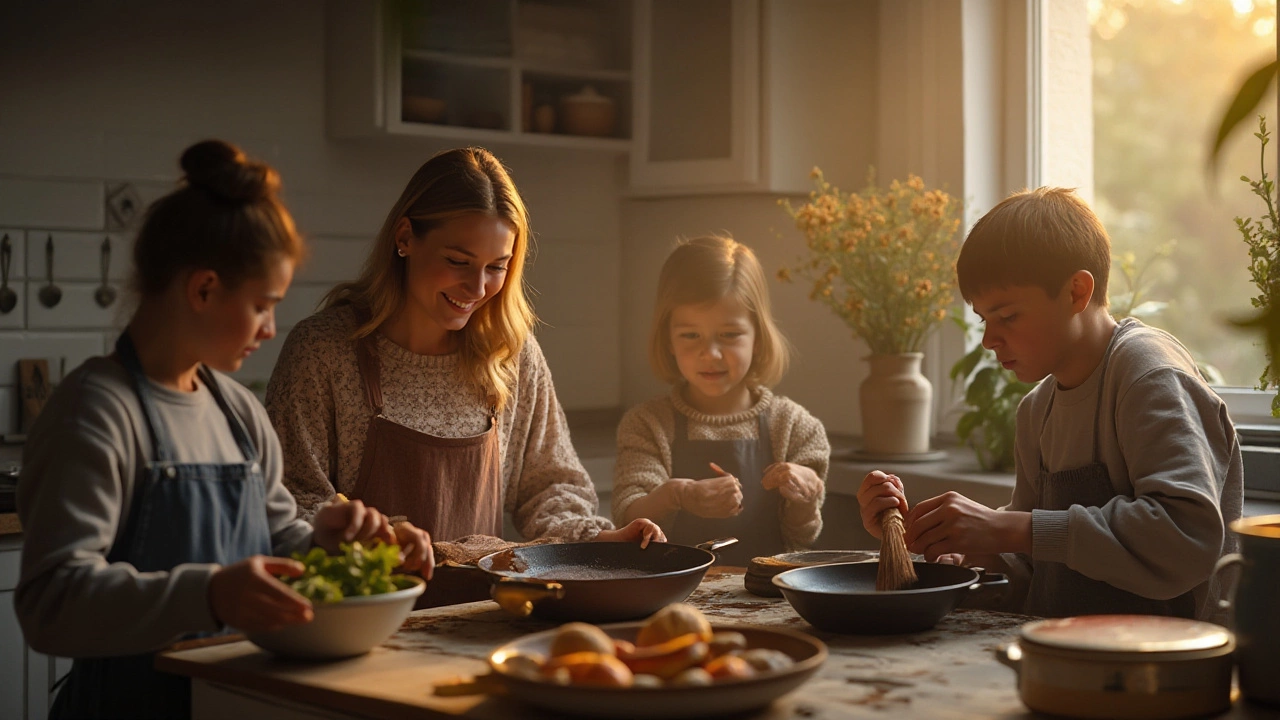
[158,569,1276,719]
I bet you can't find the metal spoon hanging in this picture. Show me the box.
[94,236,116,308]
[0,234,16,314]
[38,235,61,309]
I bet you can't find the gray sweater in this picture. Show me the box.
[15,357,313,657]
[1008,318,1243,622]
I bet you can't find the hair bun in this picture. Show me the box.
[180,139,279,202]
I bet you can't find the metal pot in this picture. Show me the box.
[1214,513,1280,707]
[771,561,1008,634]
[479,538,737,622]
[996,615,1235,719]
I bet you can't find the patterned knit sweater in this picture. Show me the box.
[264,305,612,541]
[612,387,829,550]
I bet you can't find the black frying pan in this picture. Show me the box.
[772,561,1009,634]
[478,538,737,623]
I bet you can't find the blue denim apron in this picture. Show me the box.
[49,332,273,719]
[666,410,783,567]
[1024,325,1195,618]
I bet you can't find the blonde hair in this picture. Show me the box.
[957,187,1112,306]
[649,234,790,388]
[323,147,535,411]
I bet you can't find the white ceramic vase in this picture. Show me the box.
[859,352,933,456]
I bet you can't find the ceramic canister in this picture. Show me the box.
[1215,514,1280,707]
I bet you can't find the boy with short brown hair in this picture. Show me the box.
[857,187,1243,621]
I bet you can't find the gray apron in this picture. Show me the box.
[667,410,783,567]
[50,332,273,720]
[1024,325,1195,618]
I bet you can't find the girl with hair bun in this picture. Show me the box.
[266,146,664,562]
[15,139,434,720]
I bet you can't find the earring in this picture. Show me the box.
[397,248,406,257]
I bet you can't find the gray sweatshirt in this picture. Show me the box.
[1007,318,1243,622]
[16,356,313,658]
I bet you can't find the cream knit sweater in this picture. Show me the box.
[612,387,829,550]
[265,305,612,541]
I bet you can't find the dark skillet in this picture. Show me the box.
[478,538,737,623]
[772,561,1009,634]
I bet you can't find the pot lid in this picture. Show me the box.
[563,85,613,105]
[1020,615,1231,654]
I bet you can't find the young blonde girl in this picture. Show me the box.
[613,235,829,565]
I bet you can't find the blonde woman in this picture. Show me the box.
[612,235,829,566]
[266,147,662,548]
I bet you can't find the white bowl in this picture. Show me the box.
[246,576,425,659]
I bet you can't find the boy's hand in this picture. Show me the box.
[762,462,822,505]
[594,518,667,548]
[312,496,395,553]
[391,521,435,579]
[208,556,313,633]
[904,492,1031,560]
[676,463,743,519]
[856,471,907,539]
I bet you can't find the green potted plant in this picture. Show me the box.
[1232,116,1280,413]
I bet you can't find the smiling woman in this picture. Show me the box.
[265,146,664,552]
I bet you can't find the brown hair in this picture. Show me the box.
[956,187,1111,306]
[649,234,790,388]
[323,147,535,411]
[132,139,304,296]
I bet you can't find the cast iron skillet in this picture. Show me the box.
[478,538,737,623]
[772,561,1009,634]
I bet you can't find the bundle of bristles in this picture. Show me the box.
[876,507,918,591]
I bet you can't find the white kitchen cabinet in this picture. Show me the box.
[2,539,70,720]
[630,0,874,196]
[325,0,634,152]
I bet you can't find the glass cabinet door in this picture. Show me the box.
[631,0,760,192]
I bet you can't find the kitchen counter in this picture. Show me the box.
[156,569,1277,719]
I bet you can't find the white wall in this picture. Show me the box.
[0,0,624,434]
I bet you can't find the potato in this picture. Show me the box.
[636,603,713,647]
[549,622,616,658]
[670,667,713,686]
[739,648,794,672]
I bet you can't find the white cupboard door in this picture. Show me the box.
[630,0,760,193]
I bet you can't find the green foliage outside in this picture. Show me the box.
[282,542,412,603]
[1092,0,1275,387]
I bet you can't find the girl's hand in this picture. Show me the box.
[594,518,667,548]
[208,556,313,633]
[312,496,395,553]
[762,462,822,504]
[391,521,435,579]
[856,471,907,539]
[676,463,743,519]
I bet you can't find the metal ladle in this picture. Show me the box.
[0,234,16,314]
[94,237,116,308]
[38,234,61,309]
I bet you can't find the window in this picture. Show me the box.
[1090,0,1277,422]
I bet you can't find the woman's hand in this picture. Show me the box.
[594,518,667,548]
[762,462,822,504]
[208,556,313,633]
[856,471,907,539]
[311,496,394,553]
[675,463,743,519]
[391,521,435,579]
[904,491,1031,561]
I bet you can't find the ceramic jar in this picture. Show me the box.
[859,353,933,456]
[1214,513,1280,707]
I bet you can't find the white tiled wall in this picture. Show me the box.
[0,0,626,435]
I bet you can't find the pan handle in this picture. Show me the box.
[994,642,1023,675]
[490,577,566,617]
[696,537,738,553]
[957,570,1010,610]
